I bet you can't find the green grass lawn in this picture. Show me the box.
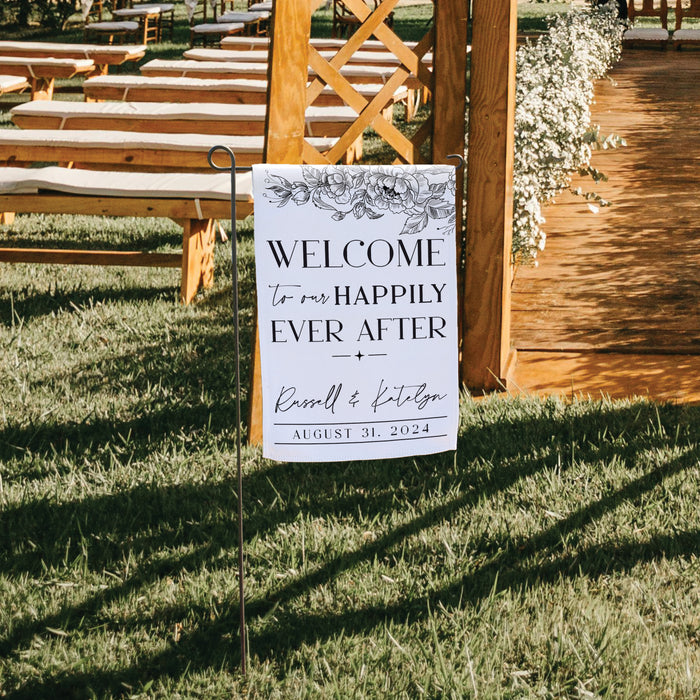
[1,215,700,698]
[3,2,700,697]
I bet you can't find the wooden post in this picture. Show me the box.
[262,0,314,164]
[462,0,518,391]
[249,0,319,445]
[432,0,468,352]
[432,0,468,164]
[180,218,215,305]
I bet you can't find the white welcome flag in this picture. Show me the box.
[252,164,460,463]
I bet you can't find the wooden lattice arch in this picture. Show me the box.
[303,0,435,165]
[248,0,518,442]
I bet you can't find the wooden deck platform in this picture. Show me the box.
[510,49,700,404]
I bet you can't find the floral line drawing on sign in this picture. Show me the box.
[263,165,456,235]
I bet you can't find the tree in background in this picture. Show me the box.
[3,0,79,30]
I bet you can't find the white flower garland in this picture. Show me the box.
[511,3,625,264]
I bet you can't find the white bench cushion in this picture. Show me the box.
[0,128,337,154]
[0,41,147,57]
[84,74,408,100]
[320,49,433,65]
[0,56,94,70]
[623,28,669,41]
[183,47,432,67]
[113,7,161,17]
[86,21,140,31]
[10,100,357,122]
[134,3,174,9]
[141,58,401,82]
[248,2,272,10]
[86,74,274,91]
[191,22,245,34]
[219,36,418,51]
[0,166,252,201]
[218,11,270,22]
[184,48,269,62]
[672,29,700,42]
[0,74,29,92]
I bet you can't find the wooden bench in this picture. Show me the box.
[0,41,147,76]
[0,75,30,96]
[10,100,361,139]
[219,35,419,51]
[0,165,253,303]
[83,0,142,45]
[0,56,96,100]
[183,47,433,68]
[0,129,339,170]
[139,58,424,88]
[82,74,409,123]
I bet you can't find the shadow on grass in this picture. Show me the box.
[1,284,177,325]
[2,397,700,697]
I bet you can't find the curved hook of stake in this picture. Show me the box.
[208,144,238,235]
[208,143,236,173]
[445,153,466,171]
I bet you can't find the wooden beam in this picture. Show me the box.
[251,0,314,444]
[432,0,467,164]
[263,0,311,163]
[463,0,517,391]
[432,0,468,353]
[0,248,181,267]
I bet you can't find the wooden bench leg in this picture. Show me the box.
[180,218,215,304]
[405,88,420,122]
[342,136,363,165]
[351,134,363,163]
[31,77,55,101]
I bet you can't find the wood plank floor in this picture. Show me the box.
[510,49,700,404]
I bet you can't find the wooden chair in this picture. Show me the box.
[112,0,164,44]
[672,0,700,46]
[217,10,270,36]
[623,0,669,47]
[124,1,176,41]
[332,0,393,39]
[84,0,141,45]
[189,0,245,47]
[627,0,668,26]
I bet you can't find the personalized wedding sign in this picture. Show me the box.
[252,164,459,462]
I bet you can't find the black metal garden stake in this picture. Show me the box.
[207,145,250,676]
